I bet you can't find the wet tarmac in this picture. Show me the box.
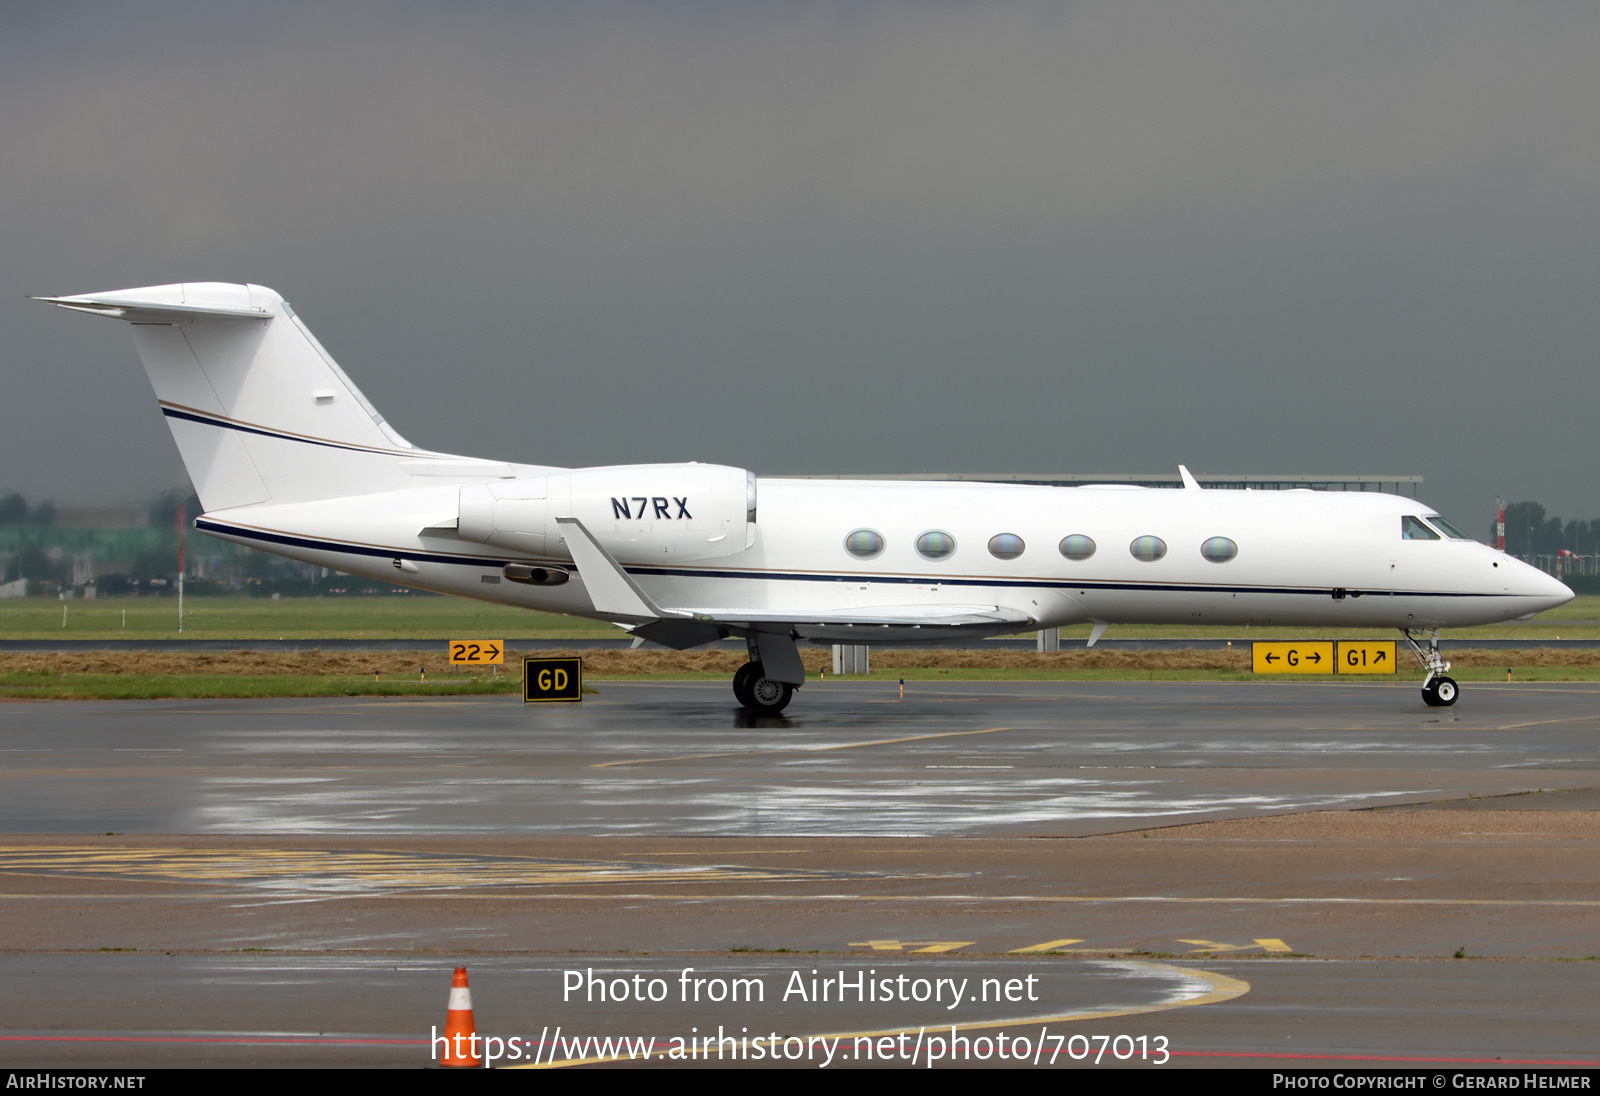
[2,682,1597,1069]
[2,680,1597,835]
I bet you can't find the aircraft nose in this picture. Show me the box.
[1517,561,1574,612]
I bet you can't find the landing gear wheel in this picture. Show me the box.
[1422,676,1459,707]
[733,662,758,707]
[733,661,793,715]
[746,672,794,715]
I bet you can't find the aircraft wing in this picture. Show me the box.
[555,517,690,624]
[625,605,1033,649]
[667,606,1033,627]
[557,517,1033,648]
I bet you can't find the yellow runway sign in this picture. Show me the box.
[449,640,504,665]
[1253,641,1398,674]
[1251,642,1334,674]
[1336,641,1397,674]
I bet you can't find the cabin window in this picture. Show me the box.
[1426,515,1475,541]
[1201,536,1238,563]
[843,529,885,560]
[1059,534,1096,561]
[916,530,957,561]
[1129,535,1167,562]
[988,533,1025,560]
[1401,516,1440,541]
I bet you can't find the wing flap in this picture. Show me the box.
[666,605,1033,628]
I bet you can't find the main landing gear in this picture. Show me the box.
[733,659,795,715]
[732,634,806,715]
[1402,628,1458,707]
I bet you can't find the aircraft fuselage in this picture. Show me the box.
[195,475,1570,639]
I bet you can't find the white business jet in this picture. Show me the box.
[38,283,1572,713]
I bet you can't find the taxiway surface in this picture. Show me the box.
[2,679,1596,835]
[2,681,1597,1069]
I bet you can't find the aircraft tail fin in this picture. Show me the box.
[37,283,432,511]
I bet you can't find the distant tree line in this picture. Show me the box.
[1495,501,1600,560]
[0,489,201,529]
[0,489,420,596]
[0,493,54,526]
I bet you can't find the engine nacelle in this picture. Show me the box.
[458,463,756,563]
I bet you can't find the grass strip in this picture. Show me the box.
[4,647,1599,698]
[6,594,1599,641]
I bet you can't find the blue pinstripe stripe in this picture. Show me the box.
[161,406,407,456]
[196,518,1503,601]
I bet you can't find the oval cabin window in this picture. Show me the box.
[915,530,957,561]
[1059,534,1096,561]
[1129,536,1167,562]
[843,529,885,560]
[988,533,1025,560]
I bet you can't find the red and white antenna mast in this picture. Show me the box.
[1495,497,1506,552]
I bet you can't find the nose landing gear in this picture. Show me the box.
[1402,628,1458,707]
[1422,675,1459,706]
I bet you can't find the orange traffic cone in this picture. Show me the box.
[439,966,480,1067]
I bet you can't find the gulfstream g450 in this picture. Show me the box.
[39,283,1572,713]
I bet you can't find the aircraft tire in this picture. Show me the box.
[743,666,793,715]
[733,662,757,707]
[1421,676,1460,707]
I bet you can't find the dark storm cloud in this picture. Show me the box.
[4,1,1598,528]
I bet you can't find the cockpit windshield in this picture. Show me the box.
[1401,515,1440,540]
[1425,515,1476,541]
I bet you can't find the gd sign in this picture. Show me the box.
[523,657,583,703]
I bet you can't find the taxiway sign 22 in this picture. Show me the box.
[449,640,504,665]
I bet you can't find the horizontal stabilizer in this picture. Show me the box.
[34,293,272,324]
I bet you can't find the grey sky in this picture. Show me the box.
[4,1,1598,531]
